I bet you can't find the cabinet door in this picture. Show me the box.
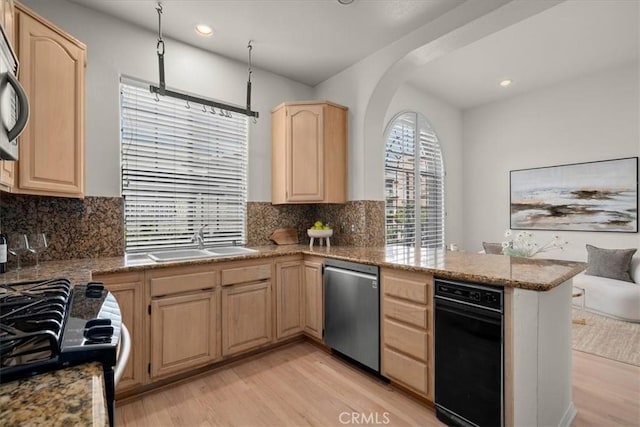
[221,281,272,356]
[93,272,145,393]
[1,0,14,45]
[303,260,323,340]
[150,290,219,379]
[276,261,303,339]
[0,160,14,190]
[286,104,324,202]
[15,8,85,197]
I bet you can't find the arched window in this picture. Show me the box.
[384,111,444,248]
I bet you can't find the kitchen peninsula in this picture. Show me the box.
[0,246,585,427]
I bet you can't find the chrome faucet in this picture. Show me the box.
[191,224,208,249]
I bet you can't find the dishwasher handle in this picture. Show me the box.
[324,266,378,283]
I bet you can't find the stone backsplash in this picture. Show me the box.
[247,201,384,247]
[0,193,383,268]
[0,193,125,267]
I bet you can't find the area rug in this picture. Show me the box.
[572,309,640,367]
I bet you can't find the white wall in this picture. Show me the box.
[462,63,640,261]
[21,0,313,199]
[385,84,464,248]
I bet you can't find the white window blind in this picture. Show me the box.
[120,79,248,252]
[384,112,444,248]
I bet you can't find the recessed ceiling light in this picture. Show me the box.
[499,79,513,87]
[195,24,213,37]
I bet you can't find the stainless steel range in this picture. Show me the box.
[0,278,122,426]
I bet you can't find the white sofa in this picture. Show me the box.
[573,255,640,323]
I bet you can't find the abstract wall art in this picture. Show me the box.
[510,157,638,232]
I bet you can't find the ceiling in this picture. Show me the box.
[408,0,639,109]
[68,0,638,109]
[68,0,464,86]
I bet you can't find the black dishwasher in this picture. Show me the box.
[434,279,504,427]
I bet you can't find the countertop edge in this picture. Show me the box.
[1,246,587,291]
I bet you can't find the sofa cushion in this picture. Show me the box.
[482,242,503,255]
[585,244,637,283]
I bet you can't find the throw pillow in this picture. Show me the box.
[482,242,504,255]
[585,244,637,283]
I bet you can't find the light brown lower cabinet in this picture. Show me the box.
[303,259,323,340]
[147,265,220,380]
[91,271,146,393]
[90,256,328,397]
[221,280,273,356]
[380,268,434,400]
[150,290,219,379]
[275,260,304,339]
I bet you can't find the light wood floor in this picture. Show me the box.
[115,342,640,427]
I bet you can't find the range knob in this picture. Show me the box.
[84,325,114,342]
[86,318,111,328]
[85,282,105,298]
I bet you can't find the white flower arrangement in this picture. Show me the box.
[501,230,567,257]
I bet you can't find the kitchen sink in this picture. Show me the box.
[142,247,258,262]
[206,246,258,256]
[147,249,216,262]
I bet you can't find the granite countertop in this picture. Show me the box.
[0,245,586,291]
[0,362,107,427]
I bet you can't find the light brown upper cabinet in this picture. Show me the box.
[0,0,14,44]
[13,3,85,197]
[272,101,347,204]
[0,156,14,190]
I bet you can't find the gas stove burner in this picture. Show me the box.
[0,279,72,368]
[0,278,120,381]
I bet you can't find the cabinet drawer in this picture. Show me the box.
[383,347,428,396]
[150,271,218,297]
[221,263,271,286]
[382,270,431,304]
[384,297,428,329]
[383,318,429,361]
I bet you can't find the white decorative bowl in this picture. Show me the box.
[307,229,333,238]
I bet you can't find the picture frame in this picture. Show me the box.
[510,157,638,232]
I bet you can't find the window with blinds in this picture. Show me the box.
[384,111,444,248]
[120,79,249,252]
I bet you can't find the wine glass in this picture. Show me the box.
[27,233,48,269]
[7,234,29,271]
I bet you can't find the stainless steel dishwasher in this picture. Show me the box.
[324,259,380,372]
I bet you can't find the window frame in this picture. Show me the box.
[119,77,249,253]
[384,111,445,249]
